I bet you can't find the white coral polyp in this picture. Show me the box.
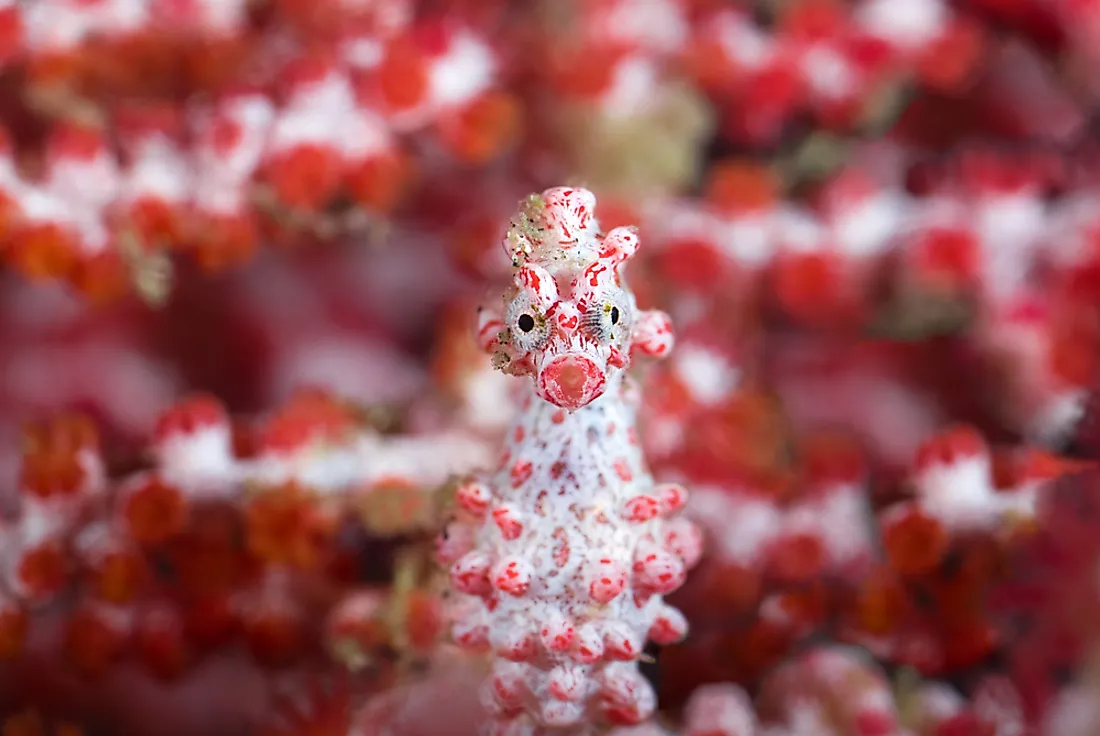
[117,136,194,210]
[154,424,239,497]
[855,0,947,50]
[191,94,276,215]
[445,188,699,733]
[913,449,1042,532]
[22,0,149,52]
[688,487,781,569]
[388,30,497,131]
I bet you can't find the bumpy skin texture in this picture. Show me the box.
[441,188,701,734]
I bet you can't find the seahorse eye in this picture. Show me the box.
[518,313,536,333]
[610,306,620,325]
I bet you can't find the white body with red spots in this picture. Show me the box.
[442,188,700,733]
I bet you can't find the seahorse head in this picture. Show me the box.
[477,187,674,410]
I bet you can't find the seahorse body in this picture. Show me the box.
[440,187,701,734]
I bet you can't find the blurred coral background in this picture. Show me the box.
[1,0,1100,734]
